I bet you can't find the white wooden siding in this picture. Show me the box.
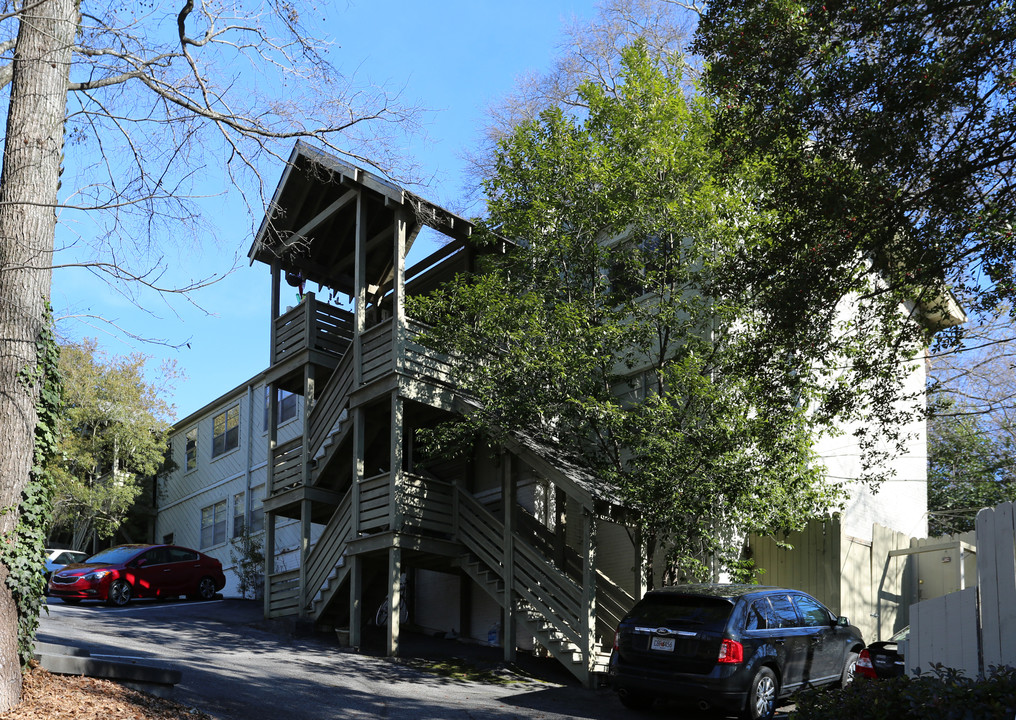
[156,378,307,597]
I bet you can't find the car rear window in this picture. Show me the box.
[629,595,733,633]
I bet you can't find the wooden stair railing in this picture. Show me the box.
[302,488,353,615]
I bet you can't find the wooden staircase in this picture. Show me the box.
[454,486,624,685]
[263,297,634,683]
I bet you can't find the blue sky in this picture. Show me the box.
[52,0,602,421]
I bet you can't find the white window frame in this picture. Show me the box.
[212,405,240,458]
[201,500,227,548]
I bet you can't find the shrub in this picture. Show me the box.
[793,666,1016,720]
[228,530,264,600]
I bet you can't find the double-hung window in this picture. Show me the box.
[233,491,246,538]
[263,387,297,430]
[185,428,197,472]
[250,485,265,533]
[200,500,227,548]
[212,405,239,458]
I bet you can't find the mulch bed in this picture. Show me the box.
[0,664,212,720]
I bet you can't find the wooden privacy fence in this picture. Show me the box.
[908,501,1016,677]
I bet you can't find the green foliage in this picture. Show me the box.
[47,339,176,550]
[411,45,844,584]
[793,666,1016,720]
[696,0,1016,338]
[1,304,62,668]
[229,530,264,600]
[927,396,1016,535]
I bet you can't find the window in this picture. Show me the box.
[768,593,801,628]
[167,547,197,563]
[250,485,264,533]
[263,387,298,430]
[162,533,174,545]
[744,598,777,631]
[200,500,227,547]
[185,428,197,472]
[140,547,170,566]
[212,405,239,458]
[233,491,246,538]
[793,594,833,627]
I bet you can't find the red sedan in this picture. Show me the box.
[48,544,226,607]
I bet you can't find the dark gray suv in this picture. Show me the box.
[608,584,864,719]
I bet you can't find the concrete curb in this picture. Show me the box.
[35,642,182,698]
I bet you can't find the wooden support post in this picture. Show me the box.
[263,512,276,617]
[300,364,314,491]
[387,546,402,657]
[299,498,312,616]
[349,554,362,649]
[389,393,404,532]
[270,263,281,365]
[393,208,407,373]
[502,452,516,663]
[582,506,598,687]
[352,407,364,536]
[354,190,366,384]
[554,486,568,568]
[634,526,648,602]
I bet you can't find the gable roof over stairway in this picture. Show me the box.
[248,142,474,297]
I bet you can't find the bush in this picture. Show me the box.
[228,530,264,600]
[793,666,1016,720]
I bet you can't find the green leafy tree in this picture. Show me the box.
[927,397,1016,535]
[693,0,1016,345]
[47,340,177,552]
[0,1,417,709]
[412,45,843,585]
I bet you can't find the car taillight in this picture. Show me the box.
[717,638,744,664]
[613,629,620,652]
[856,649,878,679]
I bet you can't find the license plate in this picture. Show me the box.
[650,636,675,652]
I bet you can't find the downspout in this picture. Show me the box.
[245,383,255,529]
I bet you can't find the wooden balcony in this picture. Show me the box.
[268,294,353,390]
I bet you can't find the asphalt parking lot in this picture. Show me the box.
[37,598,794,719]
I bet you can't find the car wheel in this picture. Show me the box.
[743,666,778,720]
[842,651,859,688]
[194,576,217,601]
[61,598,82,606]
[106,579,132,607]
[618,691,655,712]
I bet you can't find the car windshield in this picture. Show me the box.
[630,595,733,632]
[85,546,144,565]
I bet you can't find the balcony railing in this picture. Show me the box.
[272,293,353,366]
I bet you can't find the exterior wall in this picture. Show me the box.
[413,568,460,636]
[598,520,641,599]
[155,376,309,597]
[813,350,930,542]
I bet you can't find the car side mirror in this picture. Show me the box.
[837,616,849,627]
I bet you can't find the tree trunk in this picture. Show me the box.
[0,0,76,710]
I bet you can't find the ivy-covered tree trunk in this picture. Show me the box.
[0,1,76,710]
